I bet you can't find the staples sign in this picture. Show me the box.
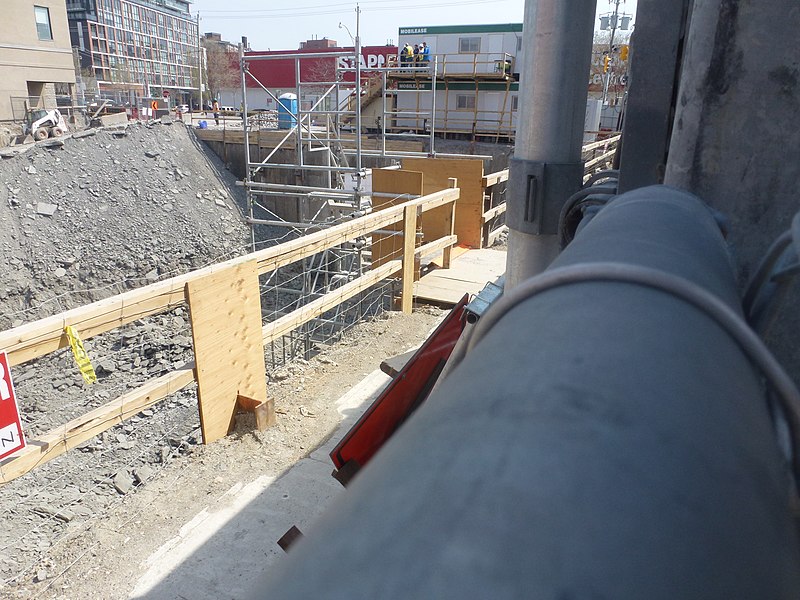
[0,351,26,460]
[338,54,386,70]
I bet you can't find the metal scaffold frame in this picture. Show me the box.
[235,9,442,364]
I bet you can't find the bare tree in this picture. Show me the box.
[202,40,239,103]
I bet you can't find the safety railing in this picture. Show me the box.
[392,52,516,78]
[0,186,460,484]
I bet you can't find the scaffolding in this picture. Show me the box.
[235,19,434,366]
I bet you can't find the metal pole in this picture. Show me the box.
[381,70,387,157]
[239,43,254,251]
[354,5,363,206]
[505,0,597,289]
[429,55,437,155]
[295,57,303,168]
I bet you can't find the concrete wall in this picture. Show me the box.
[0,0,76,122]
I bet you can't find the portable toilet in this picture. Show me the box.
[277,93,298,129]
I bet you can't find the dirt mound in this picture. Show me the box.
[0,120,250,329]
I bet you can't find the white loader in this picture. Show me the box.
[24,108,69,141]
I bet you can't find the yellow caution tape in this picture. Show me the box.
[64,325,97,385]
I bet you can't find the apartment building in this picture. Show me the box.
[67,0,199,102]
[0,0,76,122]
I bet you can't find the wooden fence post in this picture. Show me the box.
[442,177,458,268]
[401,204,418,313]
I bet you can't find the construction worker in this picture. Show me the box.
[413,44,420,64]
[401,43,413,69]
[212,99,220,126]
[421,41,431,63]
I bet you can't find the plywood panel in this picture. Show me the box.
[185,261,267,444]
[401,158,485,248]
[371,169,424,268]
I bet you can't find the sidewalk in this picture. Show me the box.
[130,368,392,599]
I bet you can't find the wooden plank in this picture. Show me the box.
[414,277,481,306]
[237,395,275,430]
[584,147,617,172]
[262,260,401,343]
[487,225,507,247]
[0,281,189,367]
[414,248,506,306]
[0,187,459,367]
[0,367,195,484]
[418,234,458,263]
[401,205,418,314]
[185,261,268,445]
[482,169,509,188]
[482,202,507,222]
[371,169,424,268]
[581,134,621,153]
[402,158,485,249]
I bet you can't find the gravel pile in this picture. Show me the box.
[0,120,252,591]
[0,119,250,330]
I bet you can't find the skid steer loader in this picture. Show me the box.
[24,108,68,141]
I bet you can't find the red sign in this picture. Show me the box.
[245,45,397,89]
[0,351,26,460]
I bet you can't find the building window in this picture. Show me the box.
[511,95,518,111]
[34,6,53,40]
[459,37,481,53]
[456,94,476,110]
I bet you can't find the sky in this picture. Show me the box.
[190,0,637,51]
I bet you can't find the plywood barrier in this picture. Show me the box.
[185,261,271,445]
[402,157,486,249]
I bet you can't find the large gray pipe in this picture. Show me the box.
[251,186,800,598]
[506,0,597,288]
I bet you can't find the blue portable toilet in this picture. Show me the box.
[277,93,298,129]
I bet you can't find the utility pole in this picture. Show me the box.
[601,0,622,103]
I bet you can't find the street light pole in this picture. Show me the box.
[196,13,203,110]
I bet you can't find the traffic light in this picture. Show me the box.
[603,55,610,73]
[620,44,629,61]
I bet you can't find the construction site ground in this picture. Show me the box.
[4,308,444,599]
[0,118,457,598]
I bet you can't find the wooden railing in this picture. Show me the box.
[481,169,510,247]
[582,133,621,178]
[0,187,460,484]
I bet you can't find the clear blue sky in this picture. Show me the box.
[191,0,637,50]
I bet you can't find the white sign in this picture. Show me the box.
[337,54,387,70]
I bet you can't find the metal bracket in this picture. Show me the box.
[506,158,584,235]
